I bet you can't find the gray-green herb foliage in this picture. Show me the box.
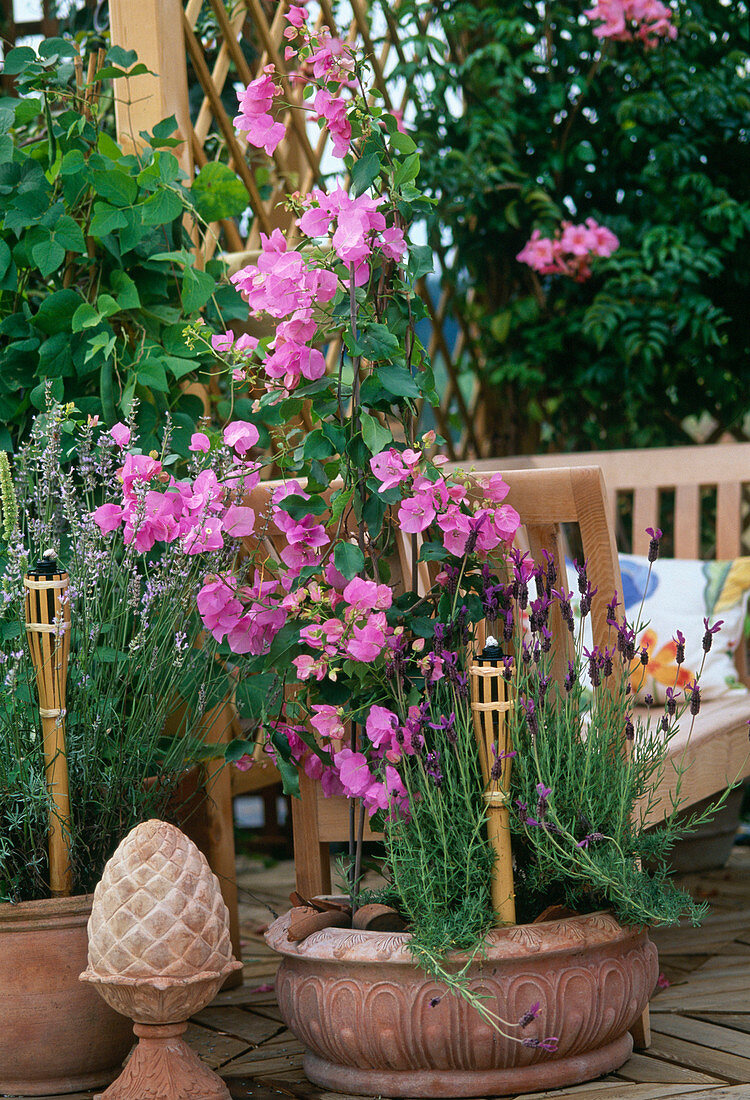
[389,0,750,452]
[0,40,248,455]
[385,669,495,957]
[503,555,715,926]
[0,405,235,902]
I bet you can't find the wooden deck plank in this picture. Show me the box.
[616,1051,722,1083]
[183,1021,250,1067]
[651,1015,750,1058]
[511,1084,727,1099]
[693,1015,750,1035]
[191,1005,283,1046]
[645,1031,750,1082]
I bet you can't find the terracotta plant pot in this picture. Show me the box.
[0,894,133,1096]
[266,908,658,1097]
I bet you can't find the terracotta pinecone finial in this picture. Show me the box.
[86,819,234,980]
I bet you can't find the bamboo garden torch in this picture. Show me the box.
[24,549,73,896]
[470,637,516,925]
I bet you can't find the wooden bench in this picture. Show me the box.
[466,444,750,825]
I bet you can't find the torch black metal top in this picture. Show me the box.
[478,637,504,663]
[26,550,65,578]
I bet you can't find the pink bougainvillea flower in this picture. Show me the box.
[378,226,407,262]
[333,747,372,797]
[183,518,224,555]
[285,3,307,28]
[189,432,211,453]
[492,504,522,543]
[399,493,437,534]
[93,502,124,533]
[310,704,345,741]
[307,30,354,82]
[223,420,260,454]
[370,449,410,491]
[120,453,163,497]
[212,330,259,356]
[481,472,510,503]
[312,88,352,159]
[293,653,328,681]
[197,576,244,641]
[109,422,131,448]
[346,618,387,662]
[343,576,393,612]
[366,705,399,749]
[222,505,256,538]
[234,66,285,155]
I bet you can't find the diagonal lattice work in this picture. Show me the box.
[110,0,488,459]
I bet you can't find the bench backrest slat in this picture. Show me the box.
[465,442,750,560]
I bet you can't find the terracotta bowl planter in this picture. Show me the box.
[266,908,658,1097]
[0,894,133,1096]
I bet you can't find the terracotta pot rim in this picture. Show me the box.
[0,892,94,929]
[265,907,645,964]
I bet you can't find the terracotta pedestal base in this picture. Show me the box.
[304,1033,633,1098]
[95,1023,230,1100]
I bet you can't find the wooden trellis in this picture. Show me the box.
[109,0,489,460]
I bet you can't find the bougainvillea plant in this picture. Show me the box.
[79,2,729,1046]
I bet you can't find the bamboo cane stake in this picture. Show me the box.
[24,551,73,896]
[470,640,515,925]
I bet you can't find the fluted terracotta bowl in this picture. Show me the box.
[266,909,658,1097]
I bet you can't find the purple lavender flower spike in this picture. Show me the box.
[645,526,662,563]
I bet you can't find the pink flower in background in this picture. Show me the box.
[585,217,620,256]
[560,222,593,257]
[517,219,619,282]
[584,0,676,46]
[516,230,556,271]
[189,432,211,453]
[110,422,131,447]
[234,65,285,155]
[93,503,124,533]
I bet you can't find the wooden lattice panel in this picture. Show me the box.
[110,0,487,459]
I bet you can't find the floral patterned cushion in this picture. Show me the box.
[619,554,750,703]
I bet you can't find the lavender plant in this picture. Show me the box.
[496,547,730,926]
[0,402,240,902]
